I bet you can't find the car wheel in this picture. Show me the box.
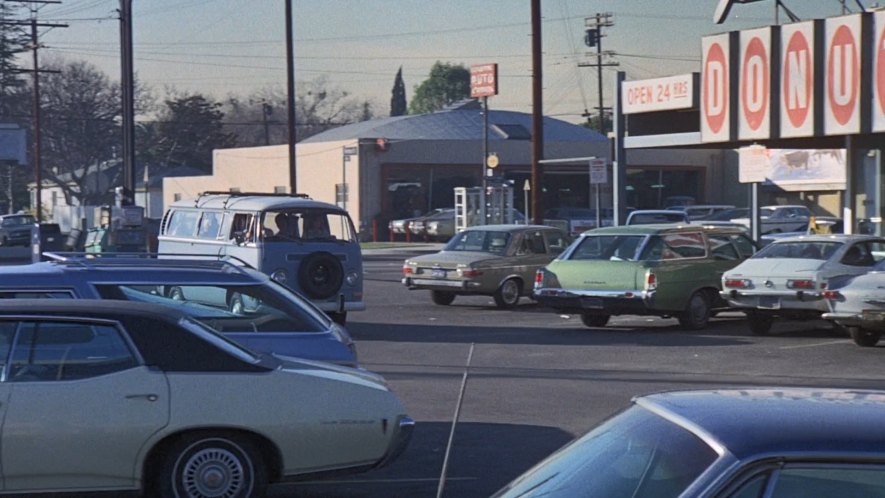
[156,433,267,498]
[677,291,711,330]
[581,313,610,328]
[493,279,521,308]
[431,290,456,306]
[747,311,774,335]
[228,293,244,314]
[849,327,881,347]
[298,251,344,300]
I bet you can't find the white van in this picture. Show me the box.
[158,192,364,323]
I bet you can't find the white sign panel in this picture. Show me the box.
[589,158,607,184]
[621,74,695,114]
[740,146,846,190]
[874,11,885,132]
[824,14,862,135]
[0,126,27,165]
[702,34,732,142]
[780,21,816,138]
[739,27,772,140]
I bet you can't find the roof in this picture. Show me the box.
[169,193,344,213]
[583,224,746,236]
[768,234,882,243]
[464,224,562,232]
[640,388,885,459]
[300,107,607,144]
[0,298,188,320]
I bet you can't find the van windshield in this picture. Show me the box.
[262,209,357,243]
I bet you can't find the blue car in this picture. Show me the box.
[493,388,885,497]
[0,255,357,366]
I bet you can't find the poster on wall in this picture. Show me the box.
[739,147,846,191]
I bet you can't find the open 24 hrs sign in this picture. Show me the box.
[621,74,696,114]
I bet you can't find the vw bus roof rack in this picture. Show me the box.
[198,191,311,199]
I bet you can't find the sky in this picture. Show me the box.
[13,0,870,124]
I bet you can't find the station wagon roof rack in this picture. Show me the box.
[41,252,257,276]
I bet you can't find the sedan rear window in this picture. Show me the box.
[754,241,841,260]
[444,231,512,254]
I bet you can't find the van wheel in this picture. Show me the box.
[298,252,344,300]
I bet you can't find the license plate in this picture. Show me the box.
[580,297,603,309]
[758,296,780,309]
[431,269,447,279]
[861,310,885,321]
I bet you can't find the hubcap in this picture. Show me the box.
[181,447,245,498]
[503,281,518,303]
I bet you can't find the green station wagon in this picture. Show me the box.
[534,224,756,329]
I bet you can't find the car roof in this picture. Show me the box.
[0,257,269,285]
[639,388,885,459]
[768,234,882,243]
[584,224,745,236]
[0,298,188,319]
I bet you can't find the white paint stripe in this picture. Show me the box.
[779,340,846,350]
[291,477,476,485]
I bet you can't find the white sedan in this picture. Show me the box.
[721,234,885,335]
[0,299,413,497]
[822,259,885,347]
[730,205,811,235]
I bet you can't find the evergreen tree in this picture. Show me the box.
[0,2,28,117]
[154,92,238,173]
[390,66,407,116]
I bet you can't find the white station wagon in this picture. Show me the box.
[0,299,412,497]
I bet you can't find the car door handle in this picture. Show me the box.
[125,394,159,402]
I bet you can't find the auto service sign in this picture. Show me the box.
[470,64,498,98]
[824,14,862,135]
[702,33,732,142]
[739,27,772,140]
[780,21,816,137]
[874,11,885,132]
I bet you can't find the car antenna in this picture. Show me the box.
[436,342,474,498]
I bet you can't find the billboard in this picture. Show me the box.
[0,126,27,165]
[739,146,846,191]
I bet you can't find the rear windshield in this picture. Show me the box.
[754,241,841,260]
[444,230,512,254]
[568,235,646,261]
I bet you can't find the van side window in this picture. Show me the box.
[166,210,199,238]
[229,213,255,244]
[197,212,222,240]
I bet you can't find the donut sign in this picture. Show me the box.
[824,14,862,135]
[701,33,732,142]
[739,27,772,140]
[780,21,816,138]
[874,11,885,132]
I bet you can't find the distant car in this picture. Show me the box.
[534,224,755,329]
[492,387,885,498]
[408,208,455,239]
[0,255,359,366]
[426,208,526,241]
[402,225,570,308]
[759,216,843,245]
[0,299,413,497]
[667,204,735,221]
[730,204,811,234]
[822,258,885,346]
[625,210,690,225]
[389,208,447,236]
[0,213,36,247]
[722,234,885,335]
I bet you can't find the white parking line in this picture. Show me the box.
[779,340,846,350]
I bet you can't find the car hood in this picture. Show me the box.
[726,258,824,277]
[273,354,389,391]
[408,251,502,267]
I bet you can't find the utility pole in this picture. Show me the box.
[530,0,543,225]
[579,13,617,135]
[119,0,135,206]
[3,1,65,222]
[285,0,297,193]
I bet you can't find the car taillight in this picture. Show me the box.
[646,271,656,290]
[724,278,751,288]
[787,279,815,289]
[459,268,483,277]
[822,290,842,300]
[403,265,413,275]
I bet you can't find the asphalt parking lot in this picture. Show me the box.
[270,244,885,498]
